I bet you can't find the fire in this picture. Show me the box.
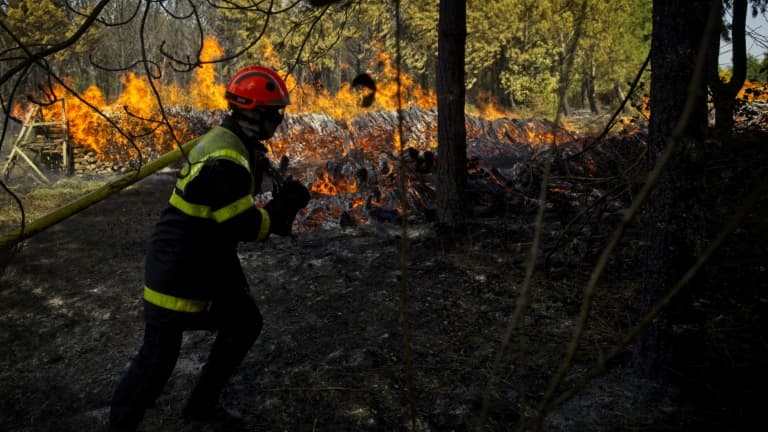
[16,37,227,159]
[256,37,284,71]
[114,73,158,118]
[66,85,107,153]
[349,196,366,209]
[310,169,358,195]
[42,76,197,159]
[16,35,444,164]
[190,36,228,110]
[290,48,437,118]
[10,34,563,205]
[369,50,436,111]
[476,100,515,120]
[737,79,768,102]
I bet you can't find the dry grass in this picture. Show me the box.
[0,176,106,237]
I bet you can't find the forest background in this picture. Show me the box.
[1,1,768,431]
[1,0,659,121]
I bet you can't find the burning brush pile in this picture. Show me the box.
[70,106,223,176]
[56,102,647,231]
[263,107,645,231]
[5,36,646,230]
[12,87,646,233]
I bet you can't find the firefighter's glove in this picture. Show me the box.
[264,180,310,236]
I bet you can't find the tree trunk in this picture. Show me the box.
[709,0,747,135]
[614,82,631,115]
[556,0,588,120]
[632,0,712,380]
[585,71,598,114]
[435,0,467,227]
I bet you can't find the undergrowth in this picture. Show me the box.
[0,177,105,235]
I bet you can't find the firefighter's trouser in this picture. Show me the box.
[108,292,263,431]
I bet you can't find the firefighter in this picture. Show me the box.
[109,65,310,431]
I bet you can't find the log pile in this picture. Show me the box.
[57,106,646,233]
[65,107,576,176]
[66,106,221,177]
[272,107,574,164]
[72,147,132,175]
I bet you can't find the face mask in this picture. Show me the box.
[237,119,263,138]
[255,106,286,124]
[236,107,285,140]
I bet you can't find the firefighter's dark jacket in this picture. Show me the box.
[143,118,270,319]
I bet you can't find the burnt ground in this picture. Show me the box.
[1,134,767,432]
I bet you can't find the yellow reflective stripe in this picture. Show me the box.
[211,194,255,223]
[170,191,255,223]
[207,148,249,168]
[143,286,209,313]
[169,191,214,219]
[176,161,204,191]
[256,207,270,240]
[176,149,250,192]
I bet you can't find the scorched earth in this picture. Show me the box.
[1,132,764,432]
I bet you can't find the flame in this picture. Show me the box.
[65,85,108,154]
[190,36,228,110]
[310,169,358,195]
[114,73,158,118]
[15,36,444,166]
[371,50,436,110]
[737,79,768,102]
[473,91,519,120]
[349,196,366,209]
[17,37,228,159]
[258,37,283,71]
[42,76,196,159]
[161,37,226,110]
[476,100,515,120]
[289,47,437,118]
[11,33,567,195]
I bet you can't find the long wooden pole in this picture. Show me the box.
[0,138,198,250]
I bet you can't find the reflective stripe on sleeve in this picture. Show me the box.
[169,191,255,223]
[176,148,250,192]
[256,207,270,240]
[211,195,255,223]
[169,191,214,219]
[143,286,209,313]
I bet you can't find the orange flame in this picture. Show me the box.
[471,92,518,120]
[13,34,556,193]
[310,169,358,195]
[289,47,437,118]
[737,79,768,102]
[191,36,228,110]
[22,37,228,158]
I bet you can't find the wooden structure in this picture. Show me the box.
[0,137,200,251]
[2,99,72,184]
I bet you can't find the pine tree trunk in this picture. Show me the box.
[709,0,747,135]
[435,0,467,227]
[632,0,712,379]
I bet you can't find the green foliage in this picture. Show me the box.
[463,0,651,112]
[466,0,560,109]
[399,0,438,87]
[2,0,70,46]
[0,0,655,115]
[572,0,651,111]
[746,53,768,81]
[761,53,768,81]
[1,0,72,93]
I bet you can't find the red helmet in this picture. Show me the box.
[225,66,291,110]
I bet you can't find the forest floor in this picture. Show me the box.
[0,127,766,432]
